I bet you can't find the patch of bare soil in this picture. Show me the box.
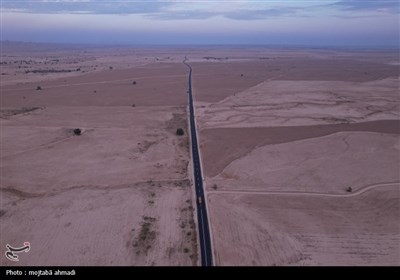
[208,131,400,194]
[208,185,400,265]
[0,44,197,265]
[193,49,399,266]
[201,120,400,177]
[1,63,188,107]
[191,58,398,102]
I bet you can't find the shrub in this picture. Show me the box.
[133,81,137,85]
[176,128,184,136]
[36,86,42,90]
[73,128,82,136]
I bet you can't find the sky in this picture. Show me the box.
[1,0,399,47]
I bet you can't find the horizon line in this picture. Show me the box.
[1,40,399,50]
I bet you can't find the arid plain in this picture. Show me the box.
[1,42,399,265]
[0,42,197,265]
[192,48,399,265]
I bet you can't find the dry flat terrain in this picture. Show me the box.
[1,44,399,266]
[0,43,197,265]
[191,49,400,265]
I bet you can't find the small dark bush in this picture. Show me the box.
[132,104,136,107]
[176,128,184,136]
[133,81,137,85]
[240,74,244,77]
[36,86,42,90]
[73,128,82,136]
[346,187,352,193]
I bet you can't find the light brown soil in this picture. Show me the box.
[191,58,398,102]
[1,63,188,107]
[2,44,399,266]
[201,120,400,177]
[196,78,399,129]
[193,50,400,266]
[1,183,196,266]
[207,131,400,194]
[208,185,400,266]
[0,43,197,266]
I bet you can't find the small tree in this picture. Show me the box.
[73,128,82,136]
[176,128,184,136]
[36,86,42,90]
[133,81,137,85]
[346,186,352,193]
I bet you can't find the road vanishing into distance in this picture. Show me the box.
[183,58,213,266]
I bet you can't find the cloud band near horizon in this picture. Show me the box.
[1,1,399,46]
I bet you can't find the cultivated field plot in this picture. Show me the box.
[193,50,400,266]
[0,47,197,266]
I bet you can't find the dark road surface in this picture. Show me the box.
[183,58,213,266]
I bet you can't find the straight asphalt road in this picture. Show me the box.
[183,58,213,267]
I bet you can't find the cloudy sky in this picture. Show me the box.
[1,0,399,46]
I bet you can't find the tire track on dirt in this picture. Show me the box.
[207,182,400,198]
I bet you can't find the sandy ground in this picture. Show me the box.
[196,78,399,129]
[208,185,399,266]
[0,43,198,265]
[201,120,400,178]
[0,42,189,86]
[1,43,399,266]
[192,50,400,265]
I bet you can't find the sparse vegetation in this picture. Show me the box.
[36,86,42,90]
[176,128,184,136]
[133,81,137,85]
[133,216,157,255]
[27,69,75,74]
[0,107,42,119]
[346,186,352,193]
[178,196,198,265]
